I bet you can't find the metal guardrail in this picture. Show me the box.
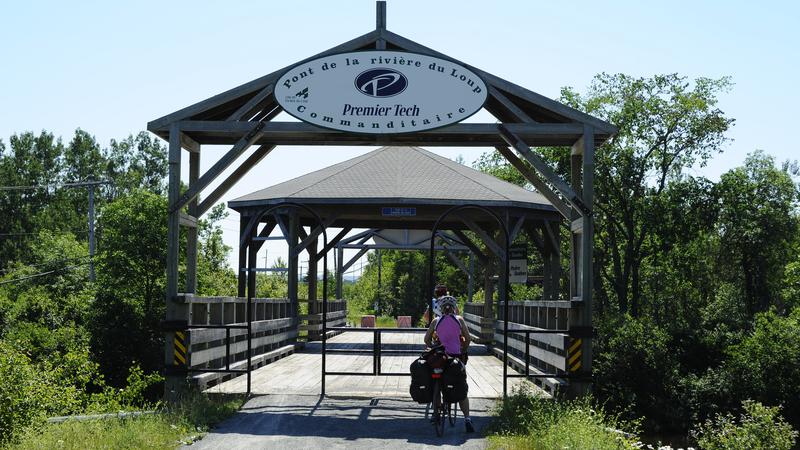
[321,327,427,395]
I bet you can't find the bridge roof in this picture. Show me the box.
[229,146,559,228]
[230,146,554,210]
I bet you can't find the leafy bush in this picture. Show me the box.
[0,342,51,444]
[487,384,639,450]
[693,309,800,427]
[594,315,687,432]
[693,400,797,450]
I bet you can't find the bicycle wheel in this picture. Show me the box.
[448,401,458,426]
[432,382,445,437]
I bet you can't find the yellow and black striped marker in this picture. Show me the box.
[568,337,582,372]
[174,331,187,366]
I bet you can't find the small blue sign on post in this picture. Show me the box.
[381,207,417,217]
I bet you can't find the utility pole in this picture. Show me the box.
[76,178,108,282]
[0,179,108,281]
[88,180,96,281]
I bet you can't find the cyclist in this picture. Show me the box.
[423,284,458,323]
[424,295,474,433]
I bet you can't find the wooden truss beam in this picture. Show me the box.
[320,228,352,256]
[293,215,339,256]
[197,144,276,215]
[342,247,369,273]
[494,145,571,218]
[487,85,537,124]
[508,216,525,242]
[452,230,489,262]
[170,121,591,147]
[459,215,505,260]
[170,122,265,213]
[380,30,617,134]
[499,125,590,216]
[443,246,471,277]
[227,84,275,121]
[148,30,381,131]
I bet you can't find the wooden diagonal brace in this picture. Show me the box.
[509,216,525,242]
[488,85,537,124]
[498,125,591,216]
[293,215,340,256]
[443,247,472,277]
[459,215,505,261]
[452,230,489,262]
[341,248,369,273]
[320,228,351,256]
[494,146,571,219]
[197,144,276,216]
[227,84,275,121]
[543,221,560,254]
[170,122,265,213]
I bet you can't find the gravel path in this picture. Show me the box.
[185,394,498,450]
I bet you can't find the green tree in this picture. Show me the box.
[90,190,167,385]
[196,204,236,296]
[564,73,734,316]
[715,151,799,316]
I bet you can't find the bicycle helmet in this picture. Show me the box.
[438,295,458,312]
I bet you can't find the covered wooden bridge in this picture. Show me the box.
[149,1,615,400]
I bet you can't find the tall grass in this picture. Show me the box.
[487,384,640,450]
[9,393,243,450]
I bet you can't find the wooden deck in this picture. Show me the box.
[205,330,543,398]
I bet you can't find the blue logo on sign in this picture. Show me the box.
[355,68,408,97]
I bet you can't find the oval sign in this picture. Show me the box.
[275,51,488,134]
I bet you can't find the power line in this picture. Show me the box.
[0,230,97,237]
[0,180,111,191]
[0,255,90,274]
[0,261,91,286]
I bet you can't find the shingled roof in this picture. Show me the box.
[229,146,555,211]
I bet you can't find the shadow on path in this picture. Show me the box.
[187,394,497,449]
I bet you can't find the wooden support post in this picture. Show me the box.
[247,224,258,300]
[376,1,387,49]
[307,237,319,339]
[287,211,299,318]
[164,124,189,400]
[568,126,594,397]
[237,216,249,297]
[185,151,200,293]
[545,221,562,301]
[336,246,344,300]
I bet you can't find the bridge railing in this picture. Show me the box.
[298,299,347,341]
[463,302,494,343]
[180,294,348,388]
[464,300,571,395]
[181,295,298,389]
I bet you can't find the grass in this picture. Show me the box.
[9,393,244,450]
[375,316,398,328]
[486,384,640,450]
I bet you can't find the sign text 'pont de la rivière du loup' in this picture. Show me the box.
[275,51,488,134]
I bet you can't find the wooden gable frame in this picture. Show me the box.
[153,1,613,399]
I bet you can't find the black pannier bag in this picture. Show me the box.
[409,357,433,403]
[441,358,468,403]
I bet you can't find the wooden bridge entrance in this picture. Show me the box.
[204,331,539,398]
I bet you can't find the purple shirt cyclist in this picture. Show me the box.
[423,295,474,433]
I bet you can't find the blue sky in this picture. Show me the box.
[1,1,798,270]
